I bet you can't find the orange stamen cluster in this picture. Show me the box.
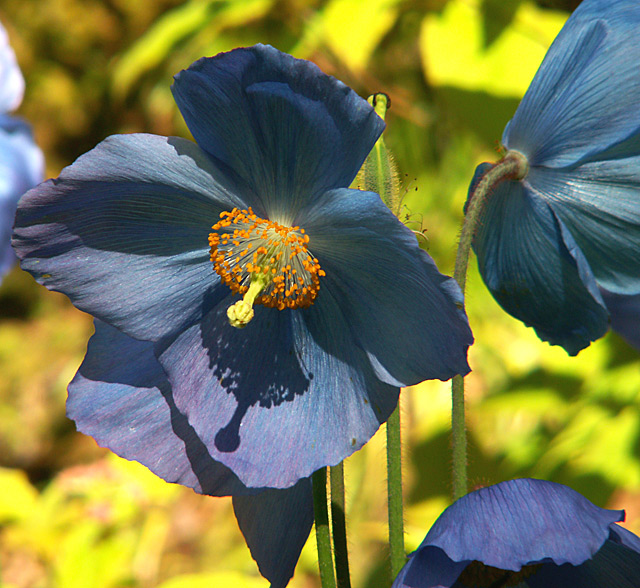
[209,207,325,310]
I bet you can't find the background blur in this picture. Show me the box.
[1,0,638,587]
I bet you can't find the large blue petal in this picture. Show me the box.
[527,536,640,588]
[393,483,640,588]
[600,289,640,349]
[0,22,24,113]
[393,547,468,588]
[423,479,623,571]
[397,529,640,588]
[171,44,384,225]
[233,478,313,588]
[505,1,640,168]
[157,287,399,489]
[298,188,473,385]
[610,524,640,552]
[13,133,245,341]
[526,160,640,295]
[0,116,43,278]
[471,172,609,355]
[68,320,251,497]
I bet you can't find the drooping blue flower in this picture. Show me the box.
[467,0,640,355]
[0,22,43,282]
[13,45,473,490]
[393,478,640,588]
[71,320,313,588]
[600,289,640,349]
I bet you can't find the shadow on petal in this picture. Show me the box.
[198,298,311,454]
[69,320,252,497]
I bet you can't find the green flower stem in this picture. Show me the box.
[351,93,401,215]
[450,374,467,500]
[354,92,407,577]
[330,463,351,588]
[313,468,337,588]
[387,403,406,578]
[451,150,529,500]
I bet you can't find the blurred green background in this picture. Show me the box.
[1,0,638,587]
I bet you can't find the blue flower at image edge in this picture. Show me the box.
[393,478,640,588]
[0,22,43,282]
[12,45,473,584]
[468,0,640,355]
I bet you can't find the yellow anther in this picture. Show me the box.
[209,207,324,312]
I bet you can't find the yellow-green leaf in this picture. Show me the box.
[157,572,268,588]
[0,467,38,523]
[420,0,567,98]
[320,0,401,71]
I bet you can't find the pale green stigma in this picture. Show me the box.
[209,207,325,328]
[226,273,270,328]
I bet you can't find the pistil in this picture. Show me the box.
[209,207,325,327]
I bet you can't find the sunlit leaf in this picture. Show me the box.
[570,408,640,489]
[157,572,268,587]
[112,0,273,97]
[299,0,401,71]
[419,0,567,97]
[0,467,38,522]
[537,404,640,490]
[54,522,136,588]
[112,1,216,97]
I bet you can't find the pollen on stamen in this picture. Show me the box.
[208,207,325,310]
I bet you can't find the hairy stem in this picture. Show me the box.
[387,403,406,577]
[330,463,351,588]
[313,468,337,588]
[451,151,529,499]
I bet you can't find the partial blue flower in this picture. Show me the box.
[0,23,43,283]
[0,22,24,112]
[13,45,473,489]
[393,478,640,588]
[70,320,313,588]
[600,289,640,350]
[467,0,640,354]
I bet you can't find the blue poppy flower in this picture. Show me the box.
[0,22,43,282]
[600,289,640,349]
[71,319,313,588]
[467,0,640,355]
[13,45,473,489]
[393,478,640,588]
[0,23,24,113]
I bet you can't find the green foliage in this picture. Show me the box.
[420,0,566,98]
[112,0,275,98]
[157,572,268,588]
[295,0,402,71]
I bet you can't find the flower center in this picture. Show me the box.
[209,207,325,327]
[458,561,543,588]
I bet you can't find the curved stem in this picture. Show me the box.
[387,403,406,578]
[451,151,529,500]
[313,468,337,588]
[330,463,351,588]
[453,151,529,292]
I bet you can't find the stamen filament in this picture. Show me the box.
[209,207,325,324]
